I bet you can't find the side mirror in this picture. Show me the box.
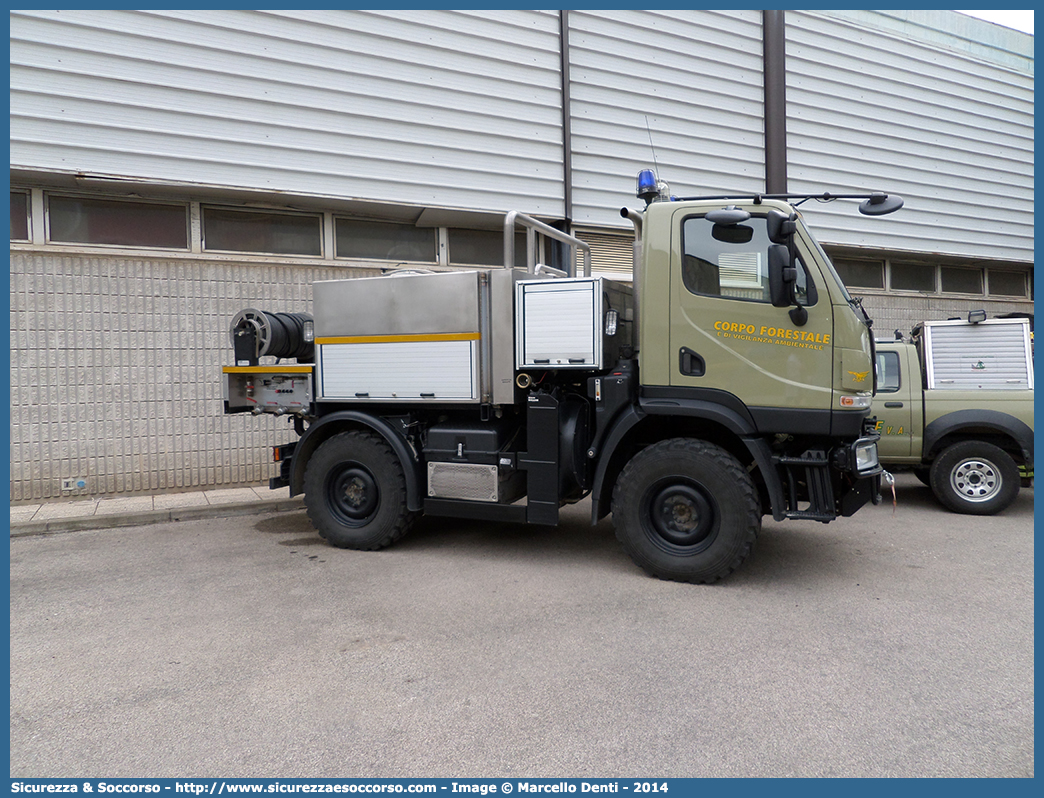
[858,193,904,216]
[766,208,797,244]
[768,244,794,308]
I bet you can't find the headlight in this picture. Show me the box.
[853,438,881,475]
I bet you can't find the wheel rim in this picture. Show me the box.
[326,461,380,526]
[950,457,1003,503]
[642,480,718,552]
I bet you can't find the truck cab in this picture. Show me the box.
[637,197,874,437]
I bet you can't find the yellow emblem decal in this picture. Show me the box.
[847,370,869,383]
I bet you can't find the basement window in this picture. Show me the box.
[890,261,936,292]
[449,228,529,268]
[203,207,321,256]
[47,195,188,248]
[335,219,436,262]
[940,266,983,295]
[833,258,884,289]
[10,191,29,241]
[988,270,1028,297]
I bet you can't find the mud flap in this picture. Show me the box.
[841,473,882,516]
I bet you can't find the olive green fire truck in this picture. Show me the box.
[223,172,902,583]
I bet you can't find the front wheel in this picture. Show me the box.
[303,431,418,549]
[611,439,761,584]
[928,440,1020,515]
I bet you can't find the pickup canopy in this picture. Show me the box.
[921,318,1033,390]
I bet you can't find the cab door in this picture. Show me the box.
[668,208,834,413]
[872,346,917,460]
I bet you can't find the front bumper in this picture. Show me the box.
[839,435,883,517]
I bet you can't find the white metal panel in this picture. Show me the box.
[785,11,1034,263]
[924,320,1033,390]
[517,279,600,367]
[10,9,565,215]
[319,340,477,400]
[566,10,766,228]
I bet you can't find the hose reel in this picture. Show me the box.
[230,308,314,366]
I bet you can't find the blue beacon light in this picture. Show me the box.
[636,169,659,204]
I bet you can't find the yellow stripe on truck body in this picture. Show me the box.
[316,332,480,345]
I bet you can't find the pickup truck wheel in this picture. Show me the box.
[303,431,417,549]
[929,441,1020,515]
[612,439,760,584]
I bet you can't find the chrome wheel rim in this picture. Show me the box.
[950,458,1002,503]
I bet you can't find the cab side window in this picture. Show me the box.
[681,215,815,305]
[876,351,901,392]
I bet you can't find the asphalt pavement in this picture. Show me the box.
[8,474,1034,778]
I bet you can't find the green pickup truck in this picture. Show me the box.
[873,315,1033,514]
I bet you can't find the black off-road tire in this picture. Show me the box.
[611,439,761,584]
[929,440,1020,516]
[303,431,418,549]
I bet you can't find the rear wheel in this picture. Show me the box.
[612,439,761,584]
[303,431,417,549]
[929,440,1020,515]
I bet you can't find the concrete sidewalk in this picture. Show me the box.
[9,485,304,536]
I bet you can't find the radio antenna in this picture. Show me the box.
[645,115,660,177]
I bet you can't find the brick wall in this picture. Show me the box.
[10,251,377,502]
[857,294,1033,342]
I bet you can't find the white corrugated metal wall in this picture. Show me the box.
[566,10,766,227]
[11,9,1033,252]
[786,11,1034,262]
[10,9,566,216]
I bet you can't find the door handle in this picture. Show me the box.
[679,347,705,377]
[883,402,904,408]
